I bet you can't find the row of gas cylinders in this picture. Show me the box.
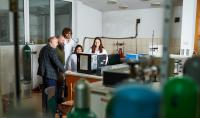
[106,76,198,118]
[106,56,200,118]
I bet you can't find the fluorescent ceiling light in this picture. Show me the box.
[107,0,118,4]
[119,5,128,9]
[151,2,161,6]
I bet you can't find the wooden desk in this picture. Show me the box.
[65,71,102,101]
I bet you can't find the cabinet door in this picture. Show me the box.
[90,92,109,118]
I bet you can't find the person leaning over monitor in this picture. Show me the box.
[67,44,83,72]
[37,36,66,111]
[88,37,108,64]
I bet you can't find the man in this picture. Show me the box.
[55,35,66,109]
[37,36,66,111]
[56,35,65,64]
[62,27,77,69]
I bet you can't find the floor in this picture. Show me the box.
[1,86,67,118]
[21,91,67,118]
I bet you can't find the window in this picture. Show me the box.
[0,0,24,45]
[55,0,72,36]
[19,0,25,44]
[29,0,50,44]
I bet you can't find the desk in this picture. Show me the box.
[65,71,102,101]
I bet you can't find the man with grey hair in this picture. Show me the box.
[37,36,66,112]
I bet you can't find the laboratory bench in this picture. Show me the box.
[89,80,161,118]
[65,71,103,101]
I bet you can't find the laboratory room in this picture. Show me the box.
[0,0,200,118]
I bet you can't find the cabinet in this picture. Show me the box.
[89,81,113,118]
[65,71,102,101]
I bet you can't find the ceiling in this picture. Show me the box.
[78,0,183,12]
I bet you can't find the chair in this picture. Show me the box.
[44,86,56,118]
[61,83,74,115]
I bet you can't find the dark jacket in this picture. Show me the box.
[37,44,66,80]
[56,44,65,85]
[56,45,65,64]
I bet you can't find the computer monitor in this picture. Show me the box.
[77,53,107,74]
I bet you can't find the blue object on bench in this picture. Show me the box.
[125,54,141,61]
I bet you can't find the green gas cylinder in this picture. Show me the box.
[67,79,96,118]
[163,76,199,118]
[23,43,31,82]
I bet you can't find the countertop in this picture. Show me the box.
[65,70,103,80]
[89,81,161,95]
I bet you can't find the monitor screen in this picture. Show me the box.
[97,54,107,68]
[77,53,107,74]
[79,54,88,70]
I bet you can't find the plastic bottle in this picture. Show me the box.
[118,48,124,58]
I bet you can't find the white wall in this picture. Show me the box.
[76,1,102,45]
[103,8,164,38]
[180,0,197,56]
[0,46,16,95]
[103,7,182,39]
[172,6,183,41]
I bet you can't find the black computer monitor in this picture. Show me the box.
[77,53,107,74]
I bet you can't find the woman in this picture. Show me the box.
[67,45,83,72]
[89,37,108,64]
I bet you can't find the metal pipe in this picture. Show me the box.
[9,0,21,105]
[160,0,174,85]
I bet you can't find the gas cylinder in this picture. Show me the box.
[106,85,160,118]
[163,76,199,118]
[67,79,96,118]
[23,43,31,82]
[183,56,200,85]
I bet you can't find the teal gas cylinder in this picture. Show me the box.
[106,95,115,118]
[67,79,96,118]
[23,43,31,82]
[183,56,200,85]
[163,76,199,118]
[106,85,160,118]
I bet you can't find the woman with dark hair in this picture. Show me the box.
[67,45,83,72]
[90,37,106,53]
[89,37,108,63]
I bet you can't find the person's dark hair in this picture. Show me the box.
[74,45,83,53]
[62,27,72,38]
[91,37,104,53]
